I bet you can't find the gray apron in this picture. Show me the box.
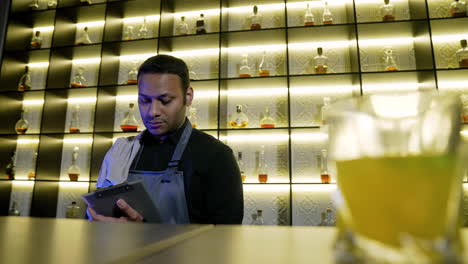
[127,123,192,224]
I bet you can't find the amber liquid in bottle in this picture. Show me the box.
[229,121,248,128]
[315,65,328,74]
[258,173,268,183]
[27,172,36,180]
[16,128,28,134]
[120,125,138,132]
[321,173,330,184]
[68,173,79,181]
[69,128,80,133]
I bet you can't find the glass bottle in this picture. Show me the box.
[229,105,249,128]
[29,0,39,9]
[27,152,38,180]
[123,25,134,41]
[239,54,252,78]
[250,212,258,224]
[237,152,246,183]
[138,17,149,39]
[321,97,331,126]
[30,31,42,49]
[196,14,207,34]
[320,208,335,226]
[127,61,138,84]
[5,151,16,180]
[67,146,80,181]
[322,0,334,25]
[15,109,30,134]
[258,145,268,183]
[258,51,270,77]
[304,3,315,26]
[69,104,80,133]
[383,46,398,71]
[18,66,32,91]
[120,103,139,132]
[380,0,395,22]
[47,0,57,9]
[176,16,190,36]
[250,5,262,30]
[456,39,468,68]
[75,27,92,45]
[260,107,275,128]
[320,149,331,184]
[187,106,199,128]
[66,201,81,218]
[449,0,466,18]
[80,0,92,5]
[70,67,87,88]
[188,60,198,80]
[8,201,21,216]
[314,47,328,74]
[254,209,264,225]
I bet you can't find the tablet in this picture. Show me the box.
[82,180,161,223]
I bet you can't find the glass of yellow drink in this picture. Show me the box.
[328,92,466,263]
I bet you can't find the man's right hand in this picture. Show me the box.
[87,199,145,222]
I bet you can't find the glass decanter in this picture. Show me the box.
[18,66,32,91]
[187,60,198,80]
[250,5,262,30]
[320,208,335,226]
[120,103,139,132]
[229,105,249,128]
[253,209,264,225]
[383,46,398,71]
[76,27,92,45]
[258,51,270,77]
[304,3,315,26]
[321,96,331,126]
[239,54,252,78]
[80,0,92,5]
[175,16,189,36]
[47,0,57,8]
[29,0,39,10]
[138,17,149,39]
[8,201,20,216]
[5,151,16,180]
[187,106,199,128]
[123,25,134,41]
[15,109,29,134]
[67,146,80,181]
[260,107,275,128]
[456,39,468,68]
[380,0,395,22]
[314,47,328,74]
[196,13,207,34]
[322,0,334,25]
[70,67,87,88]
[66,201,81,218]
[320,149,331,184]
[127,61,138,84]
[250,213,258,224]
[69,104,80,133]
[30,31,42,49]
[449,0,466,18]
[257,145,268,183]
[27,152,38,180]
[237,152,246,183]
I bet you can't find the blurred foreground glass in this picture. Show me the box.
[328,92,466,263]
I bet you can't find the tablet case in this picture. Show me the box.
[82,180,161,223]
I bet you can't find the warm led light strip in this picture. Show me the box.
[221,88,287,97]
[12,181,35,188]
[292,184,337,192]
[168,48,219,57]
[226,3,285,13]
[68,97,97,103]
[291,133,328,141]
[73,58,101,64]
[438,81,468,90]
[359,37,414,47]
[290,86,355,95]
[59,181,90,189]
[28,62,49,68]
[224,44,285,54]
[63,138,93,144]
[219,134,289,142]
[461,130,468,137]
[33,26,54,32]
[243,184,290,193]
[174,8,220,18]
[17,139,40,144]
[289,41,351,50]
[363,82,420,92]
[119,53,157,61]
[23,99,45,106]
[76,21,105,28]
[432,34,468,43]
[122,15,160,23]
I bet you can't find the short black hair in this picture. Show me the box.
[137,54,190,97]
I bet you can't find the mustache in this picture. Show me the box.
[146,119,166,123]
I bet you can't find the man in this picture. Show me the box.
[88,54,243,224]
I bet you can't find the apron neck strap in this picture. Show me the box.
[168,120,193,167]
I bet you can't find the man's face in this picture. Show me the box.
[138,73,193,137]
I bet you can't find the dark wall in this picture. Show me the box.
[0,0,10,65]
